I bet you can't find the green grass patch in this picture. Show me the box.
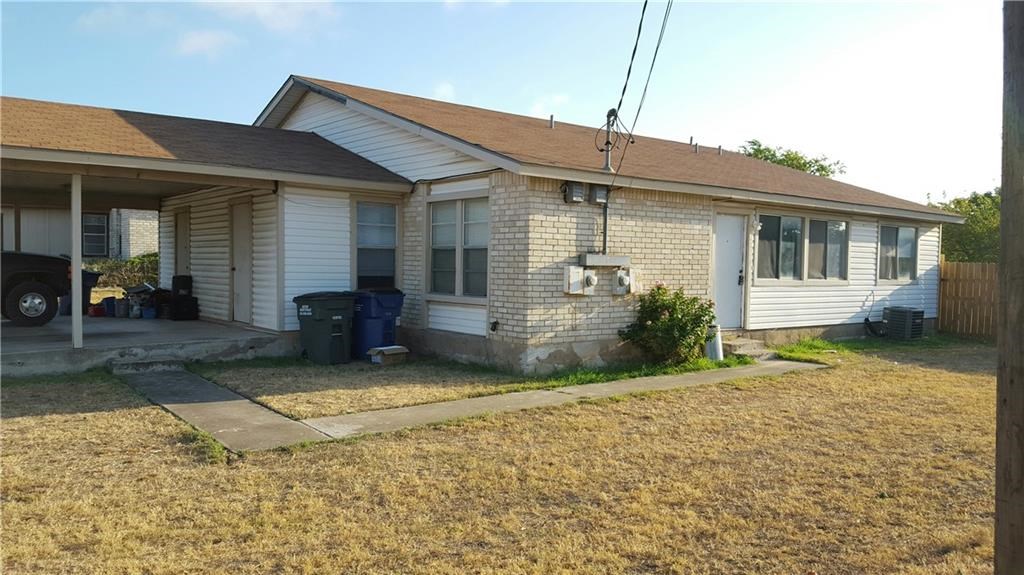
[499,355,755,394]
[774,333,977,363]
[2,368,120,388]
[179,428,228,465]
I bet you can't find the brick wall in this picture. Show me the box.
[398,170,713,371]
[110,209,159,259]
[400,183,428,329]
[491,173,712,346]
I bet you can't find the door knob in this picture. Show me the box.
[737,270,744,285]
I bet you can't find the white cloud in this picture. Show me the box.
[202,2,338,33]
[529,93,570,118]
[176,29,241,58]
[76,4,168,32]
[433,82,456,102]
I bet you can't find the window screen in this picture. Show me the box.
[82,214,108,257]
[879,225,916,280]
[356,202,396,289]
[431,202,457,294]
[808,220,847,280]
[462,198,489,297]
[758,215,803,279]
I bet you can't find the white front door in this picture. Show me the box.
[714,214,746,329]
[231,202,253,324]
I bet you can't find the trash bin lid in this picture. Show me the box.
[292,291,356,303]
[367,288,404,295]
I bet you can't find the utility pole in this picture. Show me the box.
[996,2,1023,573]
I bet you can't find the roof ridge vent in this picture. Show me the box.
[549,114,555,129]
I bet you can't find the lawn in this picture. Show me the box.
[188,355,751,419]
[2,339,995,574]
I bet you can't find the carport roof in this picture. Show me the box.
[1,96,409,186]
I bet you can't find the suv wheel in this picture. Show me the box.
[5,281,58,327]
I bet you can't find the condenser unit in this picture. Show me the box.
[882,306,924,340]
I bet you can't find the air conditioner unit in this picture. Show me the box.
[882,306,924,340]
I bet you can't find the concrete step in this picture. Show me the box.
[110,359,185,375]
[722,337,776,360]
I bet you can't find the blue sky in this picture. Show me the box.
[1,1,1002,204]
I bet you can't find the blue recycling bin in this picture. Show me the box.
[350,289,405,359]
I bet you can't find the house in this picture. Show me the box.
[1,204,157,260]
[0,77,962,373]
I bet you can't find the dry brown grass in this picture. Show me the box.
[2,341,995,574]
[190,359,523,419]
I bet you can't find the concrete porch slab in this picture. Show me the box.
[123,370,328,451]
[2,316,297,377]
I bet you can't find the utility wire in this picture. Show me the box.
[610,0,673,188]
[616,0,649,115]
[597,0,649,153]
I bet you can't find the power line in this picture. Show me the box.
[610,0,674,188]
[615,0,650,116]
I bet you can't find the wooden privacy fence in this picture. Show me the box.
[939,258,998,339]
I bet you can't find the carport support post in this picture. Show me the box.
[71,174,83,349]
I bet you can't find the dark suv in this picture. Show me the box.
[2,251,71,327]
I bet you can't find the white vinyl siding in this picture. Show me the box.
[748,221,940,329]
[1,208,15,250]
[158,209,175,288]
[280,92,494,181]
[251,193,279,330]
[282,185,351,331]
[160,186,278,329]
[19,208,71,256]
[428,302,488,336]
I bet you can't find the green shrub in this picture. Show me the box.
[619,284,717,363]
[85,252,159,289]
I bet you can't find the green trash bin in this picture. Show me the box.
[292,291,357,364]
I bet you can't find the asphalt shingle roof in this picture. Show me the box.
[1,96,408,184]
[297,76,951,218]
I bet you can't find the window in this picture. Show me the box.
[879,225,917,280]
[807,220,848,280]
[82,213,108,257]
[757,215,803,279]
[431,202,457,294]
[462,198,489,297]
[430,198,489,297]
[356,202,396,289]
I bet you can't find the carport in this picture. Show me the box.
[1,96,408,369]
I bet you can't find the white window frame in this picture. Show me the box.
[752,208,851,287]
[425,183,489,304]
[82,212,108,258]
[876,223,919,285]
[350,195,402,290]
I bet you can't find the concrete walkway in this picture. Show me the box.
[124,370,328,451]
[303,359,822,439]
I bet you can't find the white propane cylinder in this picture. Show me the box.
[705,324,724,361]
